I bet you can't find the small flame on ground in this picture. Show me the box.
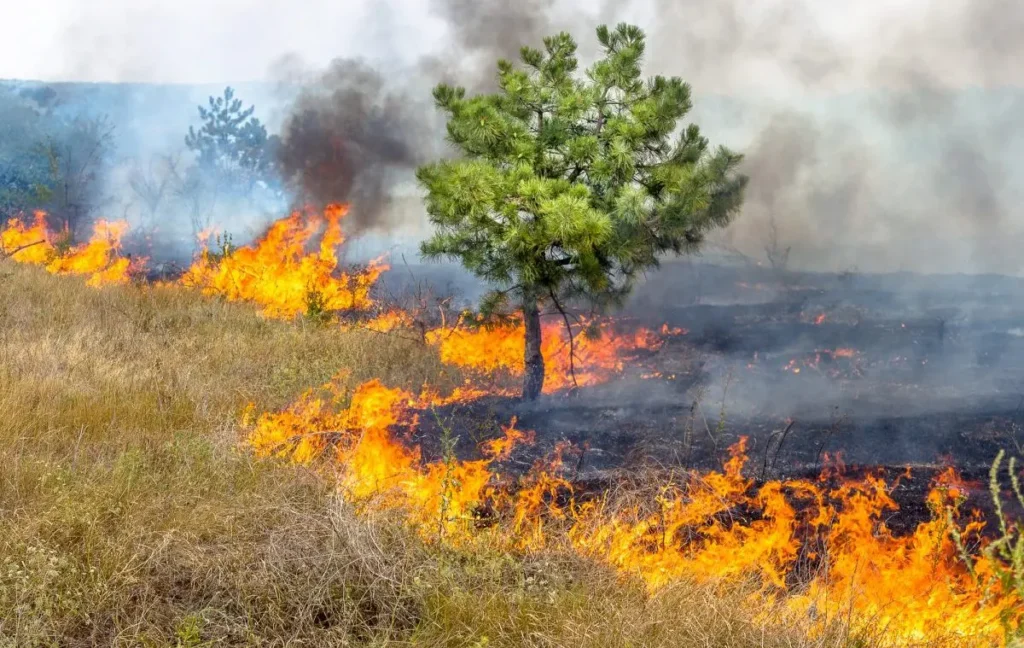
[426,316,664,393]
[1,212,144,285]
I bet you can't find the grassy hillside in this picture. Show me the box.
[0,260,884,647]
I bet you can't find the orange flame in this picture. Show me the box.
[46,220,141,287]
[7,203,1021,645]
[245,374,1022,644]
[1,213,144,285]
[426,316,662,393]
[357,310,414,333]
[180,204,388,319]
[248,375,545,542]
[1,212,53,263]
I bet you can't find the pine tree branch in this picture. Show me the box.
[547,285,578,390]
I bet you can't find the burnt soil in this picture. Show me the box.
[408,262,1024,532]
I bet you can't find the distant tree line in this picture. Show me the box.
[0,86,115,237]
[0,83,281,247]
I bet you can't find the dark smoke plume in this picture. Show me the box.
[274,0,560,235]
[276,59,431,234]
[425,0,559,90]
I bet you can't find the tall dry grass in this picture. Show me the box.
[0,260,923,647]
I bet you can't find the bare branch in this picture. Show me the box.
[0,239,47,259]
[548,286,578,390]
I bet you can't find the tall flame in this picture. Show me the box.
[0,212,52,263]
[180,204,388,319]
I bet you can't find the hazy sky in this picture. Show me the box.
[4,0,1023,274]
[0,0,446,83]
[0,0,1000,92]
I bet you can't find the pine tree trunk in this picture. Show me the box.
[522,294,545,401]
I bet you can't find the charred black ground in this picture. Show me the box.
[399,261,1024,530]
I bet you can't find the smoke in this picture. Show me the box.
[424,0,560,90]
[275,59,433,234]
[270,0,1024,273]
[274,0,564,235]
[8,0,1024,274]
[634,0,1024,275]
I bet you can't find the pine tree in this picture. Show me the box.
[417,24,748,400]
[185,87,276,192]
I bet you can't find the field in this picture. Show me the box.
[0,260,877,647]
[5,5,1024,644]
[1,209,1022,647]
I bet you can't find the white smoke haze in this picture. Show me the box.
[2,0,1023,274]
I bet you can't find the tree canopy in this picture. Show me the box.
[185,86,277,191]
[417,23,748,399]
[0,89,54,217]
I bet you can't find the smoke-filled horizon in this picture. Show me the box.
[4,0,1024,275]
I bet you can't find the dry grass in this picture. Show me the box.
[0,261,891,647]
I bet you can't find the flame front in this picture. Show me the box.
[1,212,52,263]
[1,213,143,285]
[248,376,545,542]
[426,316,664,393]
[180,204,388,319]
[245,375,1022,644]
[5,207,1022,645]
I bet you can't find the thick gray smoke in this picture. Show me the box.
[424,0,559,90]
[275,59,433,234]
[276,0,1024,273]
[636,0,1024,275]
